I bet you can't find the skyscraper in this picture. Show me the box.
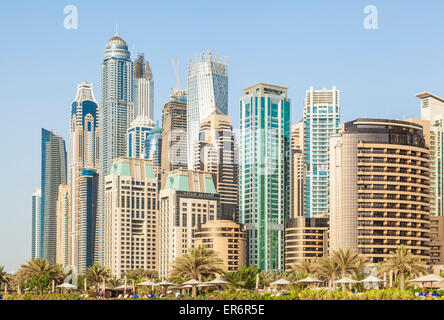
[41,128,67,263]
[160,95,188,188]
[31,188,41,259]
[104,158,158,278]
[145,127,162,189]
[194,108,238,221]
[239,83,291,271]
[187,51,228,169]
[128,53,156,159]
[329,119,430,263]
[303,86,340,217]
[98,31,135,264]
[291,122,304,218]
[56,185,70,266]
[417,92,444,216]
[69,81,99,271]
[159,169,219,279]
[77,169,98,271]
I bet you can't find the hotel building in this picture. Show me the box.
[104,157,158,278]
[159,169,219,279]
[329,119,431,263]
[284,215,329,270]
[193,220,246,272]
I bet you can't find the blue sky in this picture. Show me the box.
[1,0,444,272]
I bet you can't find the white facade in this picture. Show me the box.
[187,51,228,169]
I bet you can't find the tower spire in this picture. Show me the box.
[115,24,119,36]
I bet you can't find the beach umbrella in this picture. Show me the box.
[270,279,291,286]
[183,279,202,297]
[115,284,133,290]
[155,281,176,295]
[334,277,359,284]
[297,276,322,283]
[410,274,444,294]
[206,279,229,288]
[137,280,156,286]
[361,275,384,283]
[334,277,358,291]
[57,283,78,290]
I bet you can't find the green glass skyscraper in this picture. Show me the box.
[239,83,291,271]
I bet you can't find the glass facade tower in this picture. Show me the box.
[41,128,67,263]
[98,32,135,264]
[187,51,228,169]
[239,83,291,271]
[303,86,340,217]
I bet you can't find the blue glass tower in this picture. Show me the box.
[239,83,291,271]
[41,128,67,263]
[145,127,162,189]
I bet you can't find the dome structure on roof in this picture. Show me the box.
[104,31,130,60]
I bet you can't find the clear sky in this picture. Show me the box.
[1,0,444,272]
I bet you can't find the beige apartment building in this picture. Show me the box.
[158,169,219,279]
[291,122,304,218]
[284,215,329,270]
[193,220,246,272]
[330,119,431,264]
[56,185,70,266]
[430,216,444,265]
[194,109,238,221]
[104,157,158,278]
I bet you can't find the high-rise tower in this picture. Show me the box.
[303,86,340,217]
[128,53,155,159]
[31,188,42,259]
[41,129,67,263]
[239,83,291,271]
[98,31,135,265]
[187,51,228,169]
[194,109,238,222]
[69,81,99,271]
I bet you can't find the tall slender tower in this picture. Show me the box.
[303,86,340,217]
[194,108,238,222]
[239,83,291,271]
[41,129,67,263]
[128,53,156,158]
[160,95,188,188]
[31,188,42,259]
[69,81,99,272]
[187,51,228,169]
[417,92,444,216]
[98,31,135,265]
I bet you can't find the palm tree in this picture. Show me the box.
[379,245,426,290]
[170,245,224,282]
[330,249,367,290]
[107,277,122,288]
[83,263,111,292]
[317,257,340,290]
[0,266,7,292]
[16,259,67,293]
[291,259,318,277]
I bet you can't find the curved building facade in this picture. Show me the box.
[330,119,431,263]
